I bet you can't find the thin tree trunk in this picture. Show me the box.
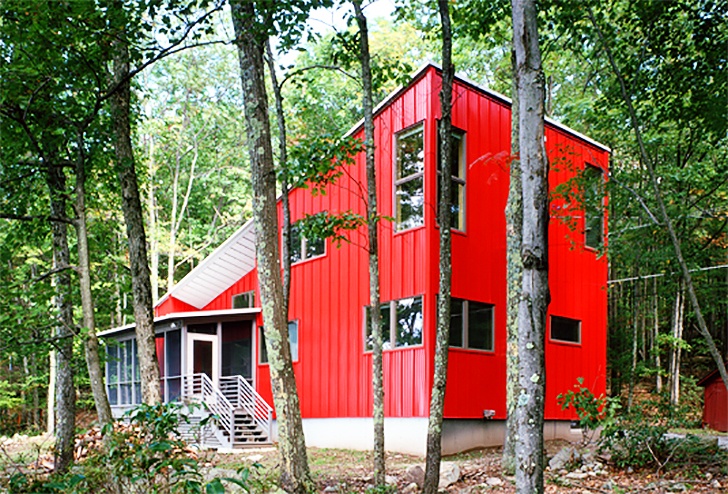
[47,350,55,435]
[230,3,310,492]
[46,161,76,473]
[502,44,522,476]
[148,134,159,303]
[351,0,385,485]
[512,0,549,491]
[654,277,662,393]
[423,2,454,493]
[669,280,685,406]
[627,280,639,412]
[74,129,113,425]
[109,0,162,404]
[264,41,292,311]
[587,7,728,393]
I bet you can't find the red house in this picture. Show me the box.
[698,369,728,432]
[101,64,609,454]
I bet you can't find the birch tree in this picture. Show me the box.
[512,0,549,491]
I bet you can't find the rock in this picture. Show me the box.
[565,472,589,480]
[438,462,460,489]
[385,475,398,485]
[549,446,579,471]
[710,479,722,489]
[667,482,687,492]
[323,486,338,493]
[402,482,419,494]
[245,454,263,462]
[486,477,503,486]
[405,465,425,487]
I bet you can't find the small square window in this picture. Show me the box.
[363,296,423,351]
[289,223,325,263]
[550,316,581,344]
[259,321,299,364]
[232,290,256,309]
[448,298,494,351]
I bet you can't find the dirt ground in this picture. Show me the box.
[2,434,727,493]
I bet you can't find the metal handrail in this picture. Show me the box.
[219,375,273,440]
[181,373,234,446]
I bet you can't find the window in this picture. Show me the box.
[232,290,256,309]
[395,126,425,231]
[289,223,325,263]
[584,164,604,249]
[437,130,466,230]
[448,299,494,351]
[259,321,299,364]
[550,315,581,344]
[364,296,424,351]
[106,337,142,406]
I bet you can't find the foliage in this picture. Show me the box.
[558,378,619,441]
[296,211,365,248]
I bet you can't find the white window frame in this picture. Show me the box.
[394,124,426,231]
[363,295,424,351]
[106,335,142,407]
[584,164,605,250]
[288,223,326,264]
[448,298,494,352]
[232,290,256,309]
[549,315,582,345]
[437,129,467,231]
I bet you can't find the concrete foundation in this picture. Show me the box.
[272,418,584,456]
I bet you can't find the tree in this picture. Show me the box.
[229,2,317,491]
[423,0,454,492]
[512,0,549,492]
[350,0,386,485]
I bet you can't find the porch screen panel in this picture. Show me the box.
[166,330,181,401]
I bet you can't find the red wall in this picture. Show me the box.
[703,376,728,432]
[157,65,608,421]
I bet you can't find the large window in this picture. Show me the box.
[550,315,581,344]
[395,126,425,231]
[106,337,142,406]
[449,298,494,351]
[584,164,604,249]
[289,223,325,263]
[364,296,424,351]
[437,130,466,230]
[232,290,256,309]
[259,321,299,364]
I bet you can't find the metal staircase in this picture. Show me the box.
[181,373,273,449]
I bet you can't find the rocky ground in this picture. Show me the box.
[2,433,727,493]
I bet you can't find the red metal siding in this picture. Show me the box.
[703,376,728,432]
[156,66,608,422]
[155,296,199,317]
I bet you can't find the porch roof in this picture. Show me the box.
[157,219,257,310]
[97,307,262,338]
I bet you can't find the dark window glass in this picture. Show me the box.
[259,323,298,363]
[166,330,181,376]
[188,323,217,335]
[305,235,325,258]
[551,316,581,343]
[448,298,464,347]
[167,378,181,402]
[395,296,423,347]
[381,303,392,349]
[395,127,425,230]
[468,302,494,351]
[584,165,604,249]
[289,225,303,263]
[107,344,118,384]
[232,291,256,309]
[437,131,466,230]
[259,326,268,364]
[290,223,325,263]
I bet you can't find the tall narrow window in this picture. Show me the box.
[289,223,325,263]
[395,126,425,231]
[437,130,466,230]
[584,164,604,249]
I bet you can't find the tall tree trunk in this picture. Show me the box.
[46,162,76,473]
[147,135,159,303]
[512,0,549,491]
[653,278,662,393]
[502,44,522,475]
[230,3,310,492]
[109,0,162,404]
[351,0,385,484]
[264,41,292,311]
[423,2,454,493]
[627,281,639,412]
[669,280,685,406]
[74,130,113,425]
[587,7,728,393]
[47,350,55,435]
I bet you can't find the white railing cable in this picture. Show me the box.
[181,373,234,447]
[219,375,273,440]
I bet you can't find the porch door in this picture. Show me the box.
[186,333,219,389]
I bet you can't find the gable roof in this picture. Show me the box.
[157,63,610,311]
